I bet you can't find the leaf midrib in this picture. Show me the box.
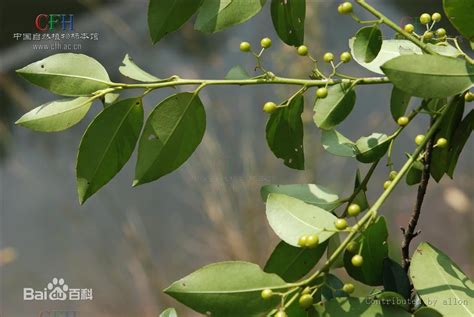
[19,71,113,85]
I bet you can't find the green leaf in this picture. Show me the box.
[134,92,206,186]
[317,274,348,300]
[406,159,423,186]
[265,194,338,247]
[327,235,344,268]
[414,307,443,317]
[390,86,411,122]
[321,129,356,157]
[431,95,465,182]
[410,242,474,317]
[270,0,305,47]
[266,95,304,170]
[382,258,411,300]
[381,55,474,98]
[447,110,473,177]
[15,97,93,132]
[104,93,120,107]
[119,54,160,82]
[160,308,177,317]
[443,0,474,41]
[423,98,446,114]
[343,217,388,286]
[77,98,144,204]
[353,26,383,63]
[355,133,391,163]
[16,53,112,96]
[148,0,202,43]
[313,297,412,317]
[427,43,462,58]
[353,169,369,211]
[224,65,250,80]
[375,291,409,311]
[164,261,287,317]
[195,0,266,33]
[313,83,356,130]
[264,240,328,282]
[260,184,341,211]
[349,39,421,75]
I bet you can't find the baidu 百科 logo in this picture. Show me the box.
[24,277,93,301]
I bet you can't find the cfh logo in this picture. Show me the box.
[24,277,93,301]
[35,14,74,32]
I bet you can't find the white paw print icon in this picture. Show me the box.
[47,277,69,300]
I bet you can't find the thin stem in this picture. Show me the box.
[451,37,474,64]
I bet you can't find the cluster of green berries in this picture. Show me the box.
[345,240,363,267]
[337,2,353,15]
[414,135,447,148]
[382,170,398,190]
[239,37,273,53]
[298,234,320,248]
[465,91,474,102]
[404,12,445,40]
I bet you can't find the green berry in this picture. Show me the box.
[347,241,359,253]
[297,45,309,56]
[263,101,278,113]
[342,283,355,294]
[420,13,431,25]
[275,311,288,317]
[261,37,272,48]
[261,289,273,300]
[323,52,334,63]
[383,180,392,190]
[389,170,398,181]
[397,116,409,126]
[299,294,314,309]
[316,87,328,99]
[240,41,251,52]
[335,218,348,230]
[432,12,442,22]
[465,92,474,102]
[347,203,361,217]
[435,28,446,37]
[338,2,353,15]
[436,138,448,148]
[340,51,351,63]
[351,254,364,267]
[423,31,434,40]
[404,24,415,33]
[298,235,308,247]
[302,287,311,295]
[415,134,425,145]
[305,234,319,248]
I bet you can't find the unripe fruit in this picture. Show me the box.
[435,28,446,37]
[261,289,273,300]
[347,241,359,253]
[338,2,353,15]
[420,13,431,25]
[275,311,288,317]
[465,92,474,102]
[335,218,348,230]
[263,101,278,113]
[404,24,415,33]
[436,138,448,148]
[240,41,251,52]
[432,12,442,22]
[316,87,328,99]
[305,234,319,248]
[340,51,351,63]
[423,31,434,40]
[342,283,355,294]
[261,37,272,48]
[397,116,409,126]
[383,180,392,190]
[351,254,364,267]
[323,52,334,63]
[389,170,398,181]
[297,45,309,56]
[302,287,311,295]
[299,294,314,309]
[298,235,308,247]
[347,203,361,217]
[415,134,425,145]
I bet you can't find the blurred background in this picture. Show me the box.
[0,0,472,316]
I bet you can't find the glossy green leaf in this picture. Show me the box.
[355,133,391,163]
[195,0,265,33]
[270,0,305,46]
[414,307,443,317]
[119,54,160,82]
[266,95,304,170]
[313,83,356,130]
[382,258,411,300]
[353,26,383,63]
[353,169,369,211]
[313,297,412,317]
[16,53,112,96]
[77,98,144,204]
[317,274,348,301]
[321,129,356,157]
[224,65,250,80]
[260,184,341,211]
[148,0,202,43]
[406,159,423,186]
[265,194,338,247]
[160,308,177,317]
[327,235,344,268]
[164,261,287,317]
[381,55,474,98]
[134,92,206,186]
[390,86,411,122]
[443,0,474,41]
[431,95,465,182]
[447,110,473,177]
[343,217,388,286]
[264,240,328,282]
[16,97,93,132]
[410,242,474,317]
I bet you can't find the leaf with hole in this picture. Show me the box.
[353,26,383,63]
[119,54,160,82]
[270,0,305,46]
[313,83,356,130]
[355,133,391,163]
